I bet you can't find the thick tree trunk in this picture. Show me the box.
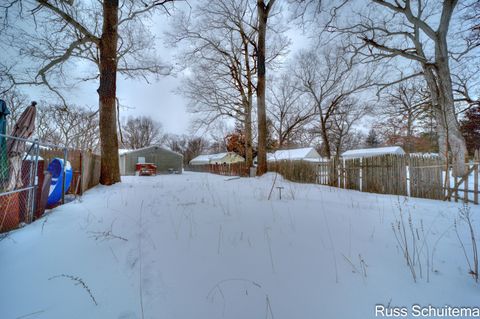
[419,23,467,177]
[433,0,466,176]
[436,44,467,176]
[256,1,268,176]
[98,0,121,185]
[423,66,466,176]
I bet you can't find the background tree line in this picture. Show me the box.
[1,0,479,184]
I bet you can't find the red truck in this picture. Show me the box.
[135,163,157,176]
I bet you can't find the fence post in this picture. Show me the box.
[445,164,450,201]
[464,164,469,204]
[474,162,478,205]
[408,155,413,198]
[29,139,40,222]
[78,151,83,196]
[359,158,363,192]
[454,170,458,202]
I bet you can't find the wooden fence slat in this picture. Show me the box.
[185,154,478,205]
[464,165,469,204]
[454,174,459,202]
[475,163,479,205]
[39,149,101,195]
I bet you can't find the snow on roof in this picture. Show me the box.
[119,149,131,155]
[303,157,328,162]
[270,147,320,161]
[190,154,212,163]
[119,145,183,157]
[341,146,405,159]
[209,152,229,161]
[190,152,245,164]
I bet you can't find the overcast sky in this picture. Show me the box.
[21,9,311,136]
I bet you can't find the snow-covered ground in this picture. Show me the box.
[1,172,479,319]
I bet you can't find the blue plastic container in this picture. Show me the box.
[47,158,73,206]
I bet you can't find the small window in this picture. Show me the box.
[138,157,146,164]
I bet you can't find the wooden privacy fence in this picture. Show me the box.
[80,151,101,194]
[409,155,443,200]
[39,149,101,195]
[269,154,479,204]
[268,160,318,184]
[186,163,248,177]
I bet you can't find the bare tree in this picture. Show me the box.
[460,1,480,48]
[256,0,277,175]
[0,93,99,149]
[208,122,231,154]
[165,134,209,165]
[452,69,480,113]
[1,0,178,184]
[34,104,100,151]
[294,46,373,159]
[325,0,479,175]
[36,103,62,145]
[121,115,163,149]
[171,0,287,169]
[376,80,430,152]
[328,97,370,158]
[171,0,257,167]
[267,73,315,147]
[1,88,29,133]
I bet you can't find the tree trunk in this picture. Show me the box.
[98,0,121,185]
[406,111,413,153]
[243,34,254,170]
[436,44,466,176]
[423,67,466,176]
[419,25,467,177]
[320,119,331,159]
[256,1,268,176]
[244,97,253,169]
[432,0,466,176]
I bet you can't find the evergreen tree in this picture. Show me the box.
[365,128,380,148]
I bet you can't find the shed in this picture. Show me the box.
[189,154,212,165]
[268,147,322,162]
[119,145,183,175]
[189,152,245,165]
[341,146,405,159]
[209,152,245,164]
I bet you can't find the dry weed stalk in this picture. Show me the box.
[454,204,478,283]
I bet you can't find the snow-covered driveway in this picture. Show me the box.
[1,172,479,319]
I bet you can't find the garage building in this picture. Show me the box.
[119,146,183,175]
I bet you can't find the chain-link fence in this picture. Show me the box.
[0,133,69,233]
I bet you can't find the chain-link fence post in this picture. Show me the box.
[28,140,40,222]
[61,147,68,205]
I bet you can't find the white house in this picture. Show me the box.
[341,146,405,159]
[268,147,322,162]
[189,154,211,165]
[189,152,245,165]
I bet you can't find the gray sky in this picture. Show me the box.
[29,13,193,136]
[59,68,193,135]
[21,10,310,136]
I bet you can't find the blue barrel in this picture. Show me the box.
[47,158,73,206]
